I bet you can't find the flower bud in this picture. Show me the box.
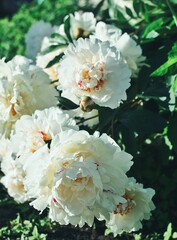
[80,96,94,112]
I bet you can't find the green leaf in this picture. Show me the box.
[151,56,177,77]
[172,232,177,238]
[125,6,135,18]
[143,0,156,7]
[93,0,105,16]
[134,233,142,240]
[64,15,73,43]
[120,109,167,135]
[50,33,68,43]
[169,75,177,111]
[98,107,117,131]
[59,96,78,110]
[146,30,159,39]
[142,18,164,38]
[46,52,64,68]
[104,227,112,236]
[107,0,128,23]
[133,1,141,16]
[168,114,177,154]
[119,124,137,156]
[166,0,177,26]
[40,44,67,55]
[151,43,177,77]
[32,226,38,237]
[168,42,177,58]
[163,223,172,240]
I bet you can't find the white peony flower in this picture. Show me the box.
[94,21,146,77]
[0,56,58,137]
[0,107,78,203]
[36,12,96,80]
[116,33,146,77]
[49,197,96,227]
[70,12,96,39]
[57,37,131,109]
[105,177,155,236]
[25,20,53,60]
[94,21,122,43]
[10,107,78,158]
[0,138,28,203]
[24,130,133,226]
[0,137,13,163]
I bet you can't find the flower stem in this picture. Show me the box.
[166,0,177,27]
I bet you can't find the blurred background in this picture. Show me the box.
[0,0,33,18]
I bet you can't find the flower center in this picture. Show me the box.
[114,194,135,216]
[39,131,50,141]
[74,28,89,39]
[29,131,51,153]
[76,62,105,92]
[11,103,17,116]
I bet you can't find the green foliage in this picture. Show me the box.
[0,0,78,60]
[98,0,177,238]
[163,223,177,240]
[0,0,177,239]
[151,43,177,77]
[0,215,47,239]
[119,109,167,135]
[64,14,73,43]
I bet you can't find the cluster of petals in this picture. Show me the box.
[0,114,155,233]
[26,12,96,60]
[0,56,58,137]
[0,10,155,236]
[69,11,96,39]
[25,11,145,85]
[26,12,96,81]
[93,21,146,77]
[104,177,155,235]
[24,129,133,227]
[57,37,131,109]
[0,107,78,202]
[0,137,28,203]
